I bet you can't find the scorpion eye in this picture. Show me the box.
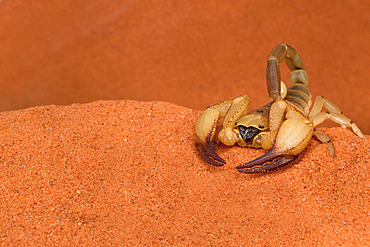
[239,126,261,142]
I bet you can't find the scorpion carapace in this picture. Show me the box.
[195,44,364,173]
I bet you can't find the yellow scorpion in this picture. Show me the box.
[195,44,364,173]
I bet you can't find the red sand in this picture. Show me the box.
[0,0,369,246]
[0,100,368,246]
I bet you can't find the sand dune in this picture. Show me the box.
[0,100,368,246]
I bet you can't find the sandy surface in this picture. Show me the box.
[0,100,368,246]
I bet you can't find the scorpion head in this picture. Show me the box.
[235,104,270,148]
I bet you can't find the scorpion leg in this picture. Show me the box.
[314,129,335,158]
[310,96,364,138]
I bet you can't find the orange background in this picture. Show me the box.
[0,1,369,245]
[0,0,369,133]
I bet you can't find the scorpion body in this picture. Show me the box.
[195,44,363,173]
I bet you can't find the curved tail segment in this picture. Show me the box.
[267,44,312,116]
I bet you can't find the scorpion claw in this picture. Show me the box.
[195,108,226,166]
[236,149,297,173]
[196,135,226,166]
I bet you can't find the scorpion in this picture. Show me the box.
[195,44,364,173]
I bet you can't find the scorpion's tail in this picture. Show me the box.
[266,44,312,116]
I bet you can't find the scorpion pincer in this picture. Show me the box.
[195,44,364,173]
